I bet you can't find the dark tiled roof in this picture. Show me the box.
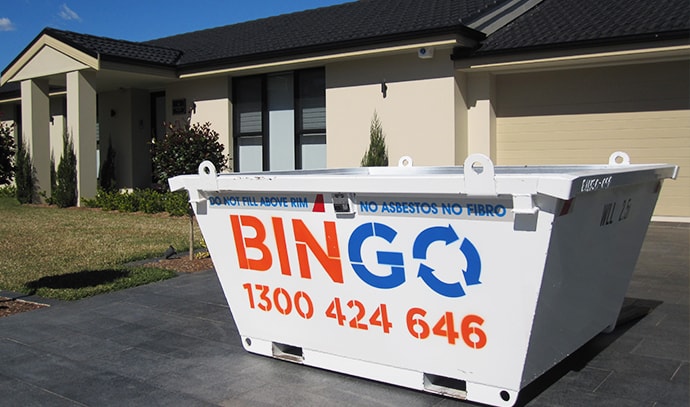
[43,28,183,67]
[145,0,493,68]
[477,0,690,54]
[3,0,688,86]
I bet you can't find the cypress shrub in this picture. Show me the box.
[53,132,78,208]
[361,112,388,167]
[15,141,36,204]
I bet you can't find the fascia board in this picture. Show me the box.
[179,38,459,79]
[1,35,99,86]
[456,44,690,73]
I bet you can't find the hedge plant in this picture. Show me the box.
[81,188,189,216]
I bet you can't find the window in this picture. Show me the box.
[233,68,326,172]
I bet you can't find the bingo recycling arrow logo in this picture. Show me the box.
[412,224,482,298]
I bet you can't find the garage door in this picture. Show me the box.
[495,60,689,218]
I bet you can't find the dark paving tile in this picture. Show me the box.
[125,388,218,407]
[527,389,651,407]
[46,370,186,407]
[157,313,240,344]
[89,300,182,327]
[670,361,688,383]
[91,347,184,381]
[0,319,80,345]
[0,373,84,407]
[29,332,131,362]
[0,338,45,362]
[593,371,685,406]
[1,352,105,390]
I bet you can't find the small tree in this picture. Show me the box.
[151,120,227,188]
[361,112,388,167]
[0,122,15,185]
[53,132,78,208]
[151,120,228,259]
[15,141,37,204]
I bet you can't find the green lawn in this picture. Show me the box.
[0,197,200,300]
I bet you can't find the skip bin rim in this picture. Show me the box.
[170,159,677,201]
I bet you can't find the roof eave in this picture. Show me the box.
[177,26,486,75]
[455,36,690,74]
[464,29,690,59]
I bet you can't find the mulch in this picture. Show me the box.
[151,256,214,273]
[0,256,215,318]
[0,297,49,318]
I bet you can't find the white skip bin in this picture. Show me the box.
[169,152,677,407]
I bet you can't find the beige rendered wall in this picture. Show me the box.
[49,97,65,163]
[99,89,133,188]
[494,60,689,218]
[130,89,152,187]
[166,77,232,171]
[326,51,459,168]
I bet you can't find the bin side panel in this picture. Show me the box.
[193,191,554,399]
[521,180,661,387]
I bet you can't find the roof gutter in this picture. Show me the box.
[456,43,690,72]
[177,25,485,77]
[179,39,463,79]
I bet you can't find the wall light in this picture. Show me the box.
[381,80,388,98]
[189,102,197,114]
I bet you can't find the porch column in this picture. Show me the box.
[20,79,51,200]
[466,72,496,159]
[67,70,97,204]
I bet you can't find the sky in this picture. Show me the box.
[0,0,352,72]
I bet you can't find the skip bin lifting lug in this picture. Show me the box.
[189,161,219,214]
[464,154,497,196]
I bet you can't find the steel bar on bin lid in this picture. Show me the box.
[169,152,677,200]
[168,152,677,407]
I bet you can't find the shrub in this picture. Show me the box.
[80,190,105,208]
[114,191,138,212]
[361,112,388,167]
[136,189,165,214]
[53,132,78,208]
[0,184,17,198]
[0,122,15,185]
[15,141,37,204]
[151,120,227,189]
[81,188,187,216]
[164,191,190,216]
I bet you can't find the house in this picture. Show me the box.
[1,0,688,218]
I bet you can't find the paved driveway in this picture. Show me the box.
[1,222,687,406]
